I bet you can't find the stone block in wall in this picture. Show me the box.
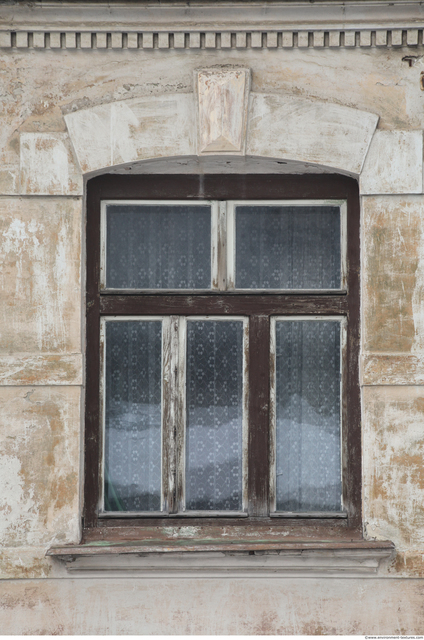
[0,353,83,386]
[0,166,20,195]
[0,546,63,580]
[64,104,112,174]
[360,130,423,195]
[362,353,424,386]
[0,386,81,550]
[362,196,424,355]
[247,93,378,175]
[363,385,424,556]
[65,95,196,172]
[0,198,81,354]
[20,133,83,196]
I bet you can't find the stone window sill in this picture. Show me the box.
[47,540,394,577]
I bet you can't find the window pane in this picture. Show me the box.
[235,205,341,289]
[104,320,162,512]
[105,204,211,289]
[186,320,244,511]
[275,320,342,512]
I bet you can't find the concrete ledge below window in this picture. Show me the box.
[47,541,394,578]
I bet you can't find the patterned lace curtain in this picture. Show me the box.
[106,204,211,289]
[275,320,342,512]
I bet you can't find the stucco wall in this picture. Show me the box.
[1,1,424,633]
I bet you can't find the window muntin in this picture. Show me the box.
[270,316,345,515]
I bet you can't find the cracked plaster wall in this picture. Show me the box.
[1,24,424,634]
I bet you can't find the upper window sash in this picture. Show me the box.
[227,200,347,292]
[100,199,347,294]
[100,200,218,293]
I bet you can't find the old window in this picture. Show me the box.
[84,174,360,542]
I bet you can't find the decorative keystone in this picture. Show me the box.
[197,68,250,154]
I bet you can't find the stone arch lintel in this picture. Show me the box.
[63,92,379,179]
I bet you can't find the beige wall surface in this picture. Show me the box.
[1,577,424,635]
[1,1,424,633]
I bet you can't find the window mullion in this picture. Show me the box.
[177,317,186,513]
[248,314,270,517]
[269,317,277,513]
[162,316,180,514]
[226,201,235,290]
[212,201,227,291]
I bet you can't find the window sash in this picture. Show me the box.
[269,316,347,517]
[100,199,347,294]
[227,200,347,292]
[100,315,249,517]
[100,200,219,293]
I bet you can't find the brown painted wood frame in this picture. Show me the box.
[84,173,361,542]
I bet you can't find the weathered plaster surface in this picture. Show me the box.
[363,386,424,577]
[0,386,80,556]
[0,353,83,386]
[0,197,81,354]
[65,94,196,173]
[0,5,424,613]
[247,92,378,174]
[0,46,422,195]
[360,130,423,195]
[20,132,82,196]
[1,578,424,635]
[0,546,64,580]
[362,195,424,355]
[362,353,424,386]
[363,385,424,574]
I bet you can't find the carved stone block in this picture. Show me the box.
[197,68,250,154]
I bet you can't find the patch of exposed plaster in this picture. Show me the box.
[412,212,424,354]
[0,387,80,549]
[363,387,424,551]
[0,454,35,544]
[1,216,66,350]
[0,199,81,353]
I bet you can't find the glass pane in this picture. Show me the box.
[105,203,211,289]
[104,320,162,512]
[275,320,342,512]
[235,205,341,289]
[186,320,244,511]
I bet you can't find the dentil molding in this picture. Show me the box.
[0,1,424,50]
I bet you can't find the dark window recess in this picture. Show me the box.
[84,174,361,543]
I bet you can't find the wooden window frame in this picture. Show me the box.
[83,173,361,545]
